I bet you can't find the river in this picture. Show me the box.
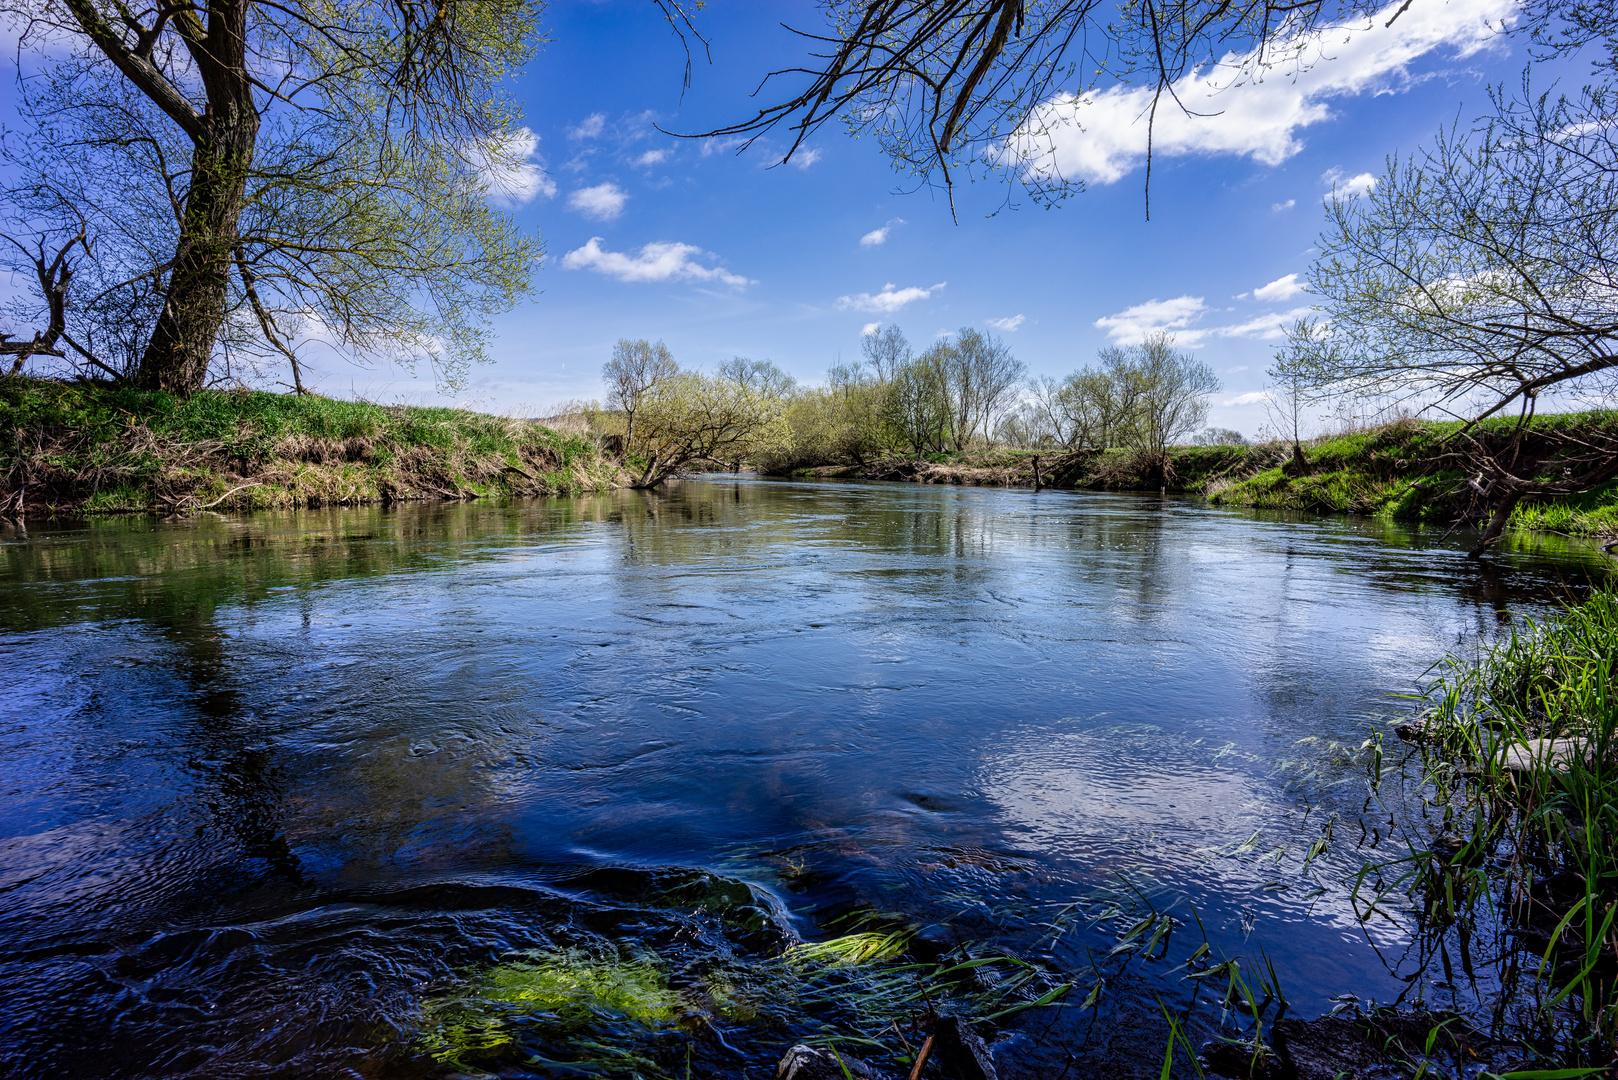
[0,478,1610,1078]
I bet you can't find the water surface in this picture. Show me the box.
[0,479,1609,1077]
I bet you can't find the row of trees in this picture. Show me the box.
[600,327,1225,486]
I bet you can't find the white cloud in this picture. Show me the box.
[1096,295,1313,345]
[859,218,906,246]
[1224,390,1275,406]
[861,322,881,336]
[1227,365,1250,373]
[568,182,629,221]
[468,127,556,205]
[560,238,752,289]
[1272,199,1297,212]
[1003,0,1514,185]
[633,148,670,167]
[1253,273,1307,301]
[1212,306,1315,340]
[1322,167,1378,196]
[1094,295,1208,344]
[836,282,946,314]
[701,136,747,157]
[791,148,824,169]
[569,112,606,140]
[987,314,1026,332]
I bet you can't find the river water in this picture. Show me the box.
[0,478,1610,1079]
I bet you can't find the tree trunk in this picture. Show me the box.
[134,3,258,396]
[1468,485,1524,559]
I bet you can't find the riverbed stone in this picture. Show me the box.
[775,1043,885,1079]
[1501,737,1599,772]
[932,1015,998,1080]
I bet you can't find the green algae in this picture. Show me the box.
[417,949,681,1071]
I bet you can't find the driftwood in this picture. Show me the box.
[1501,737,1605,773]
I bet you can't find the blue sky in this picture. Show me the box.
[6,0,1541,438]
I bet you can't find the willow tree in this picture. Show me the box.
[0,0,542,394]
[633,361,794,487]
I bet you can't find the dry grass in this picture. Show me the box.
[0,378,630,515]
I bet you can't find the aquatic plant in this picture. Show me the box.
[1357,586,1618,1071]
[416,949,681,1071]
[413,931,1072,1078]
[788,930,912,966]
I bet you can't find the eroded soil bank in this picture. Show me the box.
[0,378,627,515]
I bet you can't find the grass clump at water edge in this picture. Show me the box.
[1364,586,1618,1072]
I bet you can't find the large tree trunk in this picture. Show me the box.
[134,3,258,396]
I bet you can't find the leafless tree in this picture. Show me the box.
[942,327,1025,449]
[1262,365,1314,474]
[1125,332,1220,471]
[860,323,911,382]
[0,224,89,375]
[604,339,678,454]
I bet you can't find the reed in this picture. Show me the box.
[1366,587,1618,1070]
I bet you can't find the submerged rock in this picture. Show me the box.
[1393,719,1429,743]
[931,1015,998,1080]
[775,1043,886,1079]
[1200,1010,1499,1080]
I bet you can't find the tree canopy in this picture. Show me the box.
[0,0,543,394]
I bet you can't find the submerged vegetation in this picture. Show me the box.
[0,377,624,515]
[413,928,1069,1078]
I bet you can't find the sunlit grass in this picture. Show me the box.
[0,376,626,512]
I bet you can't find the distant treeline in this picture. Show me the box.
[595,326,1227,486]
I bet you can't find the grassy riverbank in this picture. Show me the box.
[0,378,626,514]
[783,411,1618,538]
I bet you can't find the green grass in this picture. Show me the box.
[1203,412,1618,536]
[0,377,626,513]
[1366,588,1618,1069]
